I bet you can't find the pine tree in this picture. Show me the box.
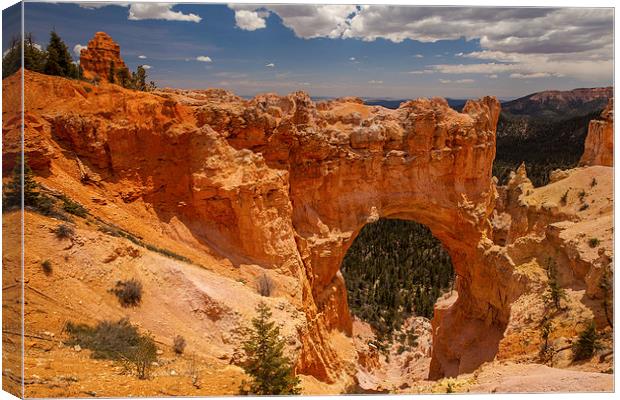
[133,65,147,91]
[239,302,301,395]
[2,33,47,78]
[44,31,74,77]
[545,258,566,311]
[572,321,601,361]
[3,155,40,208]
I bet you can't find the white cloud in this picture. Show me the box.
[138,55,147,59]
[233,9,267,31]
[141,64,152,70]
[368,80,383,84]
[509,72,556,79]
[196,56,212,63]
[78,2,129,9]
[73,44,86,57]
[408,69,434,75]
[488,74,498,79]
[265,63,275,68]
[439,78,475,84]
[431,63,517,74]
[414,54,424,58]
[349,57,356,61]
[229,4,356,38]
[128,4,201,22]
[227,5,611,82]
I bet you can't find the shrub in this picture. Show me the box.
[588,238,600,248]
[578,190,586,202]
[54,223,75,239]
[173,335,186,355]
[41,260,52,275]
[111,279,143,307]
[129,334,158,379]
[572,321,601,361]
[591,177,598,187]
[256,273,275,297]
[60,195,88,217]
[579,203,590,211]
[560,190,569,205]
[65,318,157,379]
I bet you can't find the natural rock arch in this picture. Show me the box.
[13,69,510,382]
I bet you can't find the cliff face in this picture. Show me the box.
[4,68,510,381]
[580,99,614,167]
[79,32,128,81]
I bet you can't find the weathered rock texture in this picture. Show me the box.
[580,99,614,167]
[3,68,510,382]
[79,32,128,81]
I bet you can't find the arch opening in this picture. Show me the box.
[339,218,456,386]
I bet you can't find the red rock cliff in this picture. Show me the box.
[580,99,614,167]
[6,68,506,382]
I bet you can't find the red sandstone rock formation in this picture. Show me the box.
[79,31,128,81]
[580,99,614,167]
[5,69,504,381]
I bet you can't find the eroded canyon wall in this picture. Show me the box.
[6,67,513,381]
[580,99,614,167]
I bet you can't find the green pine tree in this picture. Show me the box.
[3,155,39,208]
[2,33,47,78]
[572,321,602,361]
[239,302,301,395]
[44,31,75,77]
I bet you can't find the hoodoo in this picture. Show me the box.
[79,32,128,82]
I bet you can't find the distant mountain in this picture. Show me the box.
[501,87,613,119]
[494,86,613,186]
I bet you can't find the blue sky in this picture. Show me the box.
[10,2,615,99]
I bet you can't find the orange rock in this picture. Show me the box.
[580,99,614,167]
[3,68,506,382]
[79,31,128,82]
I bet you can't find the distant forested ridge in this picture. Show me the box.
[493,87,611,186]
[493,109,602,186]
[341,219,454,342]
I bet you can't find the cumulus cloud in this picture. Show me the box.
[138,55,147,59]
[229,4,356,38]
[227,5,612,81]
[265,63,275,68]
[128,4,201,22]
[141,64,152,69]
[232,9,267,31]
[196,56,212,63]
[73,44,86,57]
